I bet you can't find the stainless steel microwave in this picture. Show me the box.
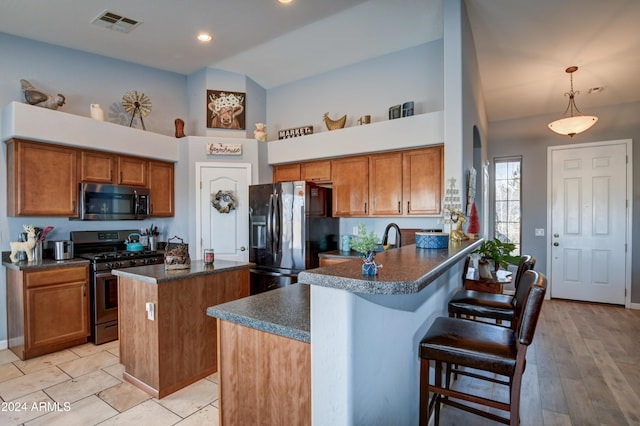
[79,183,150,220]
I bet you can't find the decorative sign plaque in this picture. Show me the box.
[206,143,242,155]
[278,125,314,140]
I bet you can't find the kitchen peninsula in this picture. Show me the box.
[207,239,481,426]
[112,259,253,398]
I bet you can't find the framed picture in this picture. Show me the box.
[207,90,245,130]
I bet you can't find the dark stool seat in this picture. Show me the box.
[419,270,547,426]
[448,255,535,328]
[448,291,514,321]
[420,316,517,376]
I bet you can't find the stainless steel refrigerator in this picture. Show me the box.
[249,181,339,294]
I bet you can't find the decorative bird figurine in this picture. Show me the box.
[20,79,66,110]
[323,112,347,131]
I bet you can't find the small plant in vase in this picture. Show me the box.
[350,224,382,276]
[472,237,520,279]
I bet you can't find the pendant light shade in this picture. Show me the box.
[548,66,598,137]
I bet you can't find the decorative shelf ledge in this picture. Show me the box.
[1,102,178,162]
[267,110,444,164]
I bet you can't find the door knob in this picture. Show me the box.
[240,246,246,251]
[553,242,559,246]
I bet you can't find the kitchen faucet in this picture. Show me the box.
[382,223,402,248]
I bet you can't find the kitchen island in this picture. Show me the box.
[113,259,253,398]
[207,239,481,425]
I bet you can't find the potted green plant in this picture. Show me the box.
[472,237,520,276]
[350,224,382,275]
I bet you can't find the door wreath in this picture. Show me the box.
[211,190,238,214]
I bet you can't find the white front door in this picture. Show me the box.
[549,141,630,305]
[197,163,251,262]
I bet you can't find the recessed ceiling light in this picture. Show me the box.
[278,0,293,4]
[197,33,212,42]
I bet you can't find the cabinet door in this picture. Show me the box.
[118,156,148,186]
[80,150,115,183]
[148,160,175,217]
[7,139,78,217]
[25,266,89,354]
[403,146,443,215]
[369,152,403,216]
[331,156,369,217]
[273,164,301,183]
[300,160,331,183]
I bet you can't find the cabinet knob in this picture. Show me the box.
[240,246,246,251]
[407,201,411,213]
[398,201,401,213]
[364,202,367,214]
[553,242,559,246]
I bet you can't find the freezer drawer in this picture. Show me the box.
[250,269,297,295]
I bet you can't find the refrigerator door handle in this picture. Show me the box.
[274,193,281,253]
[267,193,274,254]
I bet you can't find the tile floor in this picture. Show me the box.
[0,341,219,425]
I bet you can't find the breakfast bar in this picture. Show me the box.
[207,239,481,426]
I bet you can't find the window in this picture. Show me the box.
[494,157,521,255]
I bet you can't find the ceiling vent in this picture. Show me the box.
[91,10,141,33]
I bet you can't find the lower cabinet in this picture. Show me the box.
[6,265,90,360]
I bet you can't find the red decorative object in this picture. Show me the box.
[467,202,480,235]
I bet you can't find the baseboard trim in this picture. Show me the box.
[630,302,640,310]
[0,340,8,350]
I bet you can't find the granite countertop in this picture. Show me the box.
[112,259,255,284]
[207,283,310,343]
[300,239,483,295]
[2,252,90,271]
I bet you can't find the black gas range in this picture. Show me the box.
[71,230,164,344]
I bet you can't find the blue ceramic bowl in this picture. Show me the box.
[415,231,449,249]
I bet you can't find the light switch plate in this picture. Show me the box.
[146,302,155,320]
[535,228,545,237]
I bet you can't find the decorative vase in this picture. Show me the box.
[90,104,105,121]
[360,251,381,276]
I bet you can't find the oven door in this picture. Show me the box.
[94,271,118,325]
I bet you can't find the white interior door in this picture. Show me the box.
[197,163,251,262]
[549,142,629,305]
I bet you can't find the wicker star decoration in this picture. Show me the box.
[122,90,152,130]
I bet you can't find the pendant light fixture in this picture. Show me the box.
[548,66,598,137]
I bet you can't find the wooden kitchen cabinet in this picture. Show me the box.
[117,155,148,186]
[300,159,331,183]
[403,145,443,215]
[273,163,301,182]
[148,160,175,217]
[369,152,404,216]
[6,139,79,217]
[331,156,369,216]
[6,265,90,360]
[80,150,116,183]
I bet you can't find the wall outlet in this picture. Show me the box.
[535,228,545,237]
[145,302,155,321]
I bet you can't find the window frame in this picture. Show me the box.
[492,156,522,255]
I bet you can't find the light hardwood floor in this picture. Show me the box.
[0,299,638,425]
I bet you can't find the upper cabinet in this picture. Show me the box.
[7,139,79,217]
[148,160,175,217]
[331,156,369,217]
[273,163,301,183]
[300,160,331,183]
[403,146,443,216]
[369,152,403,216]
[117,156,148,187]
[80,150,116,183]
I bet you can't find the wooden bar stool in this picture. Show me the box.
[419,270,546,425]
[448,255,535,328]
